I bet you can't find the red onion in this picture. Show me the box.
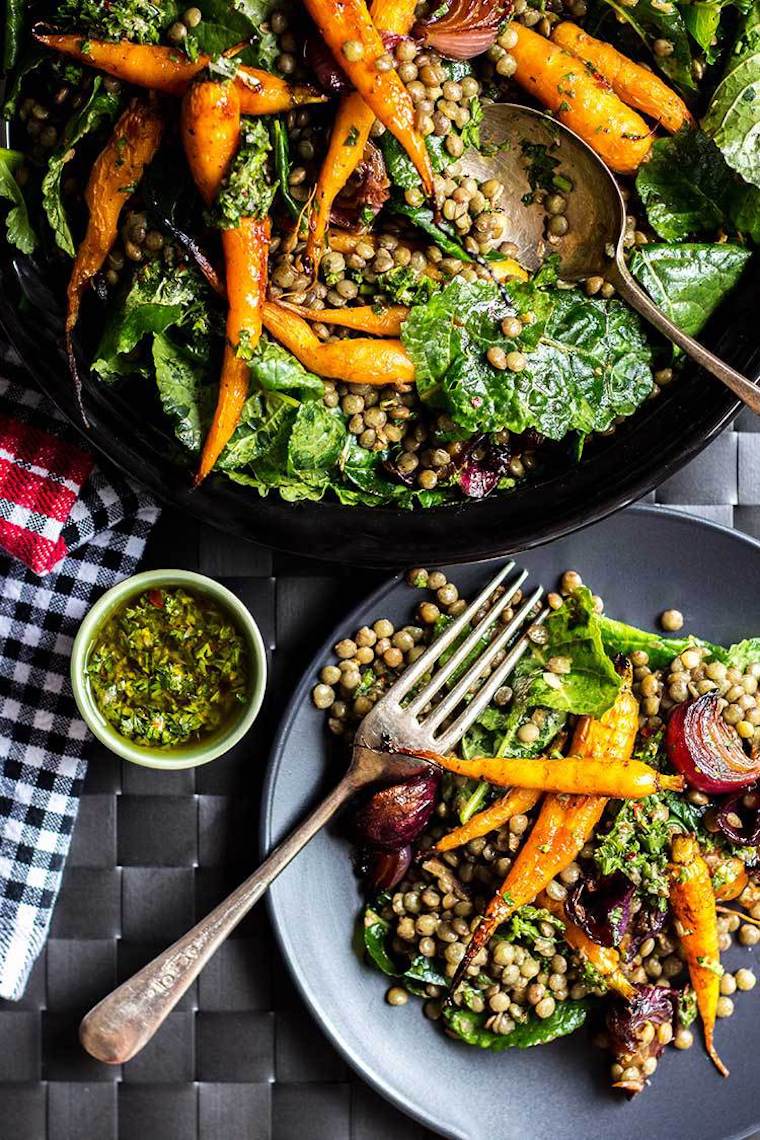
[665,693,760,793]
[414,0,511,59]
[715,784,760,846]
[365,845,413,889]
[330,141,390,231]
[606,985,676,1095]
[458,435,511,499]
[565,871,634,948]
[354,774,439,850]
[303,34,351,94]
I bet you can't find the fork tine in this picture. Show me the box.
[382,561,515,703]
[436,604,549,753]
[422,586,544,736]
[404,568,528,718]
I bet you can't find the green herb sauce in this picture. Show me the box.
[86,587,249,748]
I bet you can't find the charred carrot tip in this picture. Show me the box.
[707,1040,729,1078]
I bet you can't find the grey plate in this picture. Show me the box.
[261,505,760,1140]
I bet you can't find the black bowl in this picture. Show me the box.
[2,244,758,567]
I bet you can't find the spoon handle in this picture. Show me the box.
[78,772,358,1065]
[610,257,760,416]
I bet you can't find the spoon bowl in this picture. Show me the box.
[460,103,760,415]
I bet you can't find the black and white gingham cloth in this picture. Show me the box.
[0,378,160,999]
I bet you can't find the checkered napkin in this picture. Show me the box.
[0,377,160,1000]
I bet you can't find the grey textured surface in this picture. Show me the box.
[3,410,760,1140]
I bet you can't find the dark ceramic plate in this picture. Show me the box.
[262,506,760,1140]
[2,242,760,566]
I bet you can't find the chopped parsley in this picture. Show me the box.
[86,587,250,748]
[344,126,360,146]
[213,120,276,229]
[57,0,171,43]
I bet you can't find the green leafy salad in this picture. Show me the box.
[312,570,760,1090]
[1,0,757,506]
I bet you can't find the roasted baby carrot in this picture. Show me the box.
[301,0,433,193]
[669,834,728,1076]
[448,669,639,993]
[713,858,749,902]
[278,301,409,337]
[538,891,635,1000]
[510,24,653,174]
[262,301,416,386]
[412,748,683,798]
[305,0,419,274]
[181,80,268,483]
[435,788,541,853]
[34,31,327,115]
[552,23,694,135]
[66,98,164,419]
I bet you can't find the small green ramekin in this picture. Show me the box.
[70,568,268,770]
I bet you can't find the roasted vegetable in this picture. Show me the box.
[181,79,268,483]
[300,0,433,192]
[414,0,510,59]
[305,0,420,275]
[355,774,439,849]
[434,788,540,852]
[668,833,729,1076]
[262,301,416,385]
[278,301,409,336]
[606,984,677,1094]
[34,30,327,115]
[510,24,653,174]
[666,692,760,793]
[552,23,694,135]
[539,890,635,999]
[66,98,164,419]
[410,747,683,797]
[448,669,640,993]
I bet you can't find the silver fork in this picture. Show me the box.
[79,562,547,1065]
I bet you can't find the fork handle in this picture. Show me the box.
[79,772,358,1065]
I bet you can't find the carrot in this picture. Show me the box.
[538,891,635,1000]
[435,788,541,853]
[66,98,164,420]
[301,0,433,193]
[448,670,639,994]
[412,747,683,798]
[705,849,749,902]
[181,80,268,483]
[305,0,419,274]
[278,301,409,337]
[552,23,694,135]
[509,24,653,174]
[34,31,327,115]
[668,834,728,1076]
[262,301,416,386]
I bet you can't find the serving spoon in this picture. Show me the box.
[459,103,760,416]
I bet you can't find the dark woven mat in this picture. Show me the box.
[2,410,760,1140]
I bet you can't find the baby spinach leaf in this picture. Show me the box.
[152,331,213,452]
[401,278,653,441]
[629,242,752,338]
[41,77,121,256]
[0,147,36,253]
[703,4,760,188]
[362,902,447,987]
[634,127,760,242]
[598,0,696,89]
[443,1001,589,1049]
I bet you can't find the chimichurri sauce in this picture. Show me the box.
[86,587,249,748]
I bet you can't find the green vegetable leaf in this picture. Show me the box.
[629,242,752,339]
[522,587,622,718]
[443,1001,589,1049]
[703,5,760,188]
[598,614,724,668]
[272,119,299,220]
[724,637,760,670]
[93,260,210,380]
[597,0,697,89]
[362,902,447,988]
[41,77,121,256]
[634,127,760,242]
[152,331,214,452]
[182,0,276,63]
[402,277,653,444]
[389,201,474,262]
[248,334,324,399]
[0,148,36,253]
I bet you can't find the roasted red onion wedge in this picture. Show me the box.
[365,845,413,889]
[665,693,760,793]
[414,0,510,59]
[354,774,439,850]
[715,785,760,846]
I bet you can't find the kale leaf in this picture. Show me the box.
[629,242,752,339]
[401,277,653,440]
[152,330,214,452]
[0,147,36,253]
[703,4,760,189]
[41,77,121,256]
[635,128,760,243]
[443,1001,589,1049]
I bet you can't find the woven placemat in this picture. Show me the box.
[2,409,760,1140]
